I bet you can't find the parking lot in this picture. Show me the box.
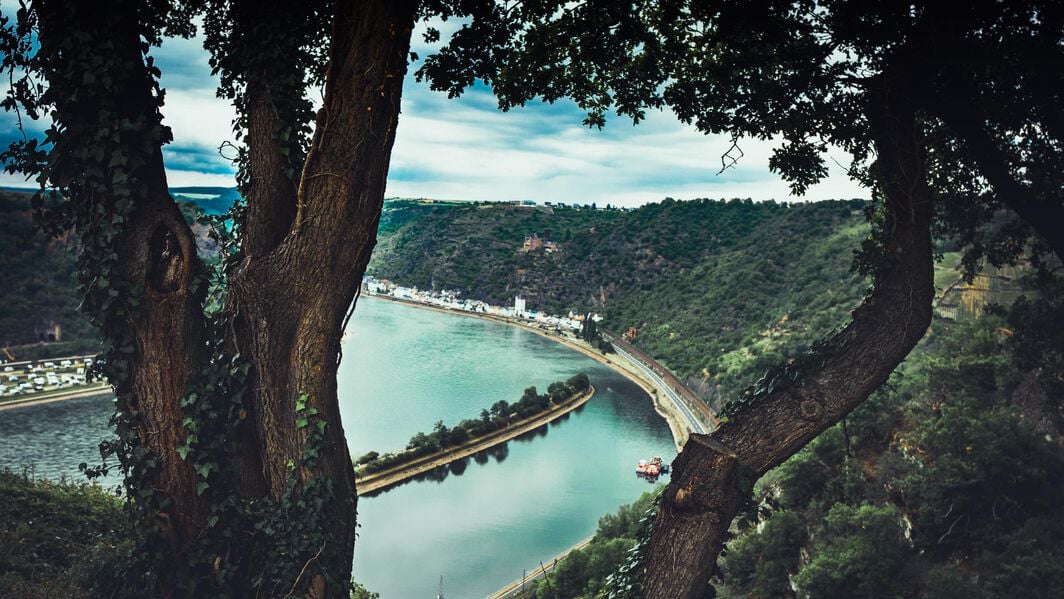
[0,355,97,400]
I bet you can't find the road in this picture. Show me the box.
[0,383,111,412]
[603,333,717,435]
[486,536,594,599]
[612,343,707,435]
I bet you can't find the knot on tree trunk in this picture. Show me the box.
[797,390,824,421]
[147,223,187,294]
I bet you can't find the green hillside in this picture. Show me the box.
[3,192,870,406]
[520,302,1064,598]
[0,191,95,358]
[369,198,870,408]
[0,190,217,361]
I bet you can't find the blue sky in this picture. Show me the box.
[0,17,868,207]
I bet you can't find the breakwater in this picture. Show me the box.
[355,386,595,495]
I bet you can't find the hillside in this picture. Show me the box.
[4,192,872,408]
[520,297,1064,598]
[369,198,871,408]
[0,191,95,358]
[0,189,223,361]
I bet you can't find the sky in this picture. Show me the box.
[0,17,869,208]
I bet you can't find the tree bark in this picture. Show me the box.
[226,0,418,589]
[34,0,418,593]
[242,77,299,257]
[639,79,935,598]
[34,0,212,547]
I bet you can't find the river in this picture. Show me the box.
[0,296,675,597]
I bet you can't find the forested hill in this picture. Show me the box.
[0,191,94,357]
[0,189,220,360]
[369,198,870,408]
[522,298,1064,599]
[2,189,871,407]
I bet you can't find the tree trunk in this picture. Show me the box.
[639,79,935,598]
[34,0,213,547]
[226,0,418,589]
[33,0,418,594]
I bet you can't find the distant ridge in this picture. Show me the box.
[169,186,239,215]
[0,185,239,216]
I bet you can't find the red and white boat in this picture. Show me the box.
[635,456,670,479]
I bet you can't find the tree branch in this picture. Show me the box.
[932,100,1064,262]
[638,78,935,597]
[242,78,299,256]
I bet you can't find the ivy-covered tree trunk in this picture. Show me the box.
[637,77,936,597]
[22,0,417,595]
[226,0,418,588]
[31,0,215,549]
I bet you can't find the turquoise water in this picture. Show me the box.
[0,297,675,597]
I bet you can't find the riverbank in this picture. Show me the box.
[355,386,595,495]
[488,536,594,599]
[364,293,693,449]
[0,384,111,412]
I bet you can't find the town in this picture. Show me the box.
[362,276,603,334]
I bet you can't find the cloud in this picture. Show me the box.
[154,38,239,187]
[386,79,867,205]
[0,16,869,206]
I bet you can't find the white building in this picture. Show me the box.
[514,296,527,318]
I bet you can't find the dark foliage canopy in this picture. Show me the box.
[418,1,1064,270]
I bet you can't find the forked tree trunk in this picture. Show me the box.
[33,0,418,595]
[225,1,418,588]
[638,79,936,597]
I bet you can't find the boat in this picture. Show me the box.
[651,456,670,473]
[636,456,670,480]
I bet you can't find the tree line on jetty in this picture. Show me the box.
[356,373,591,475]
